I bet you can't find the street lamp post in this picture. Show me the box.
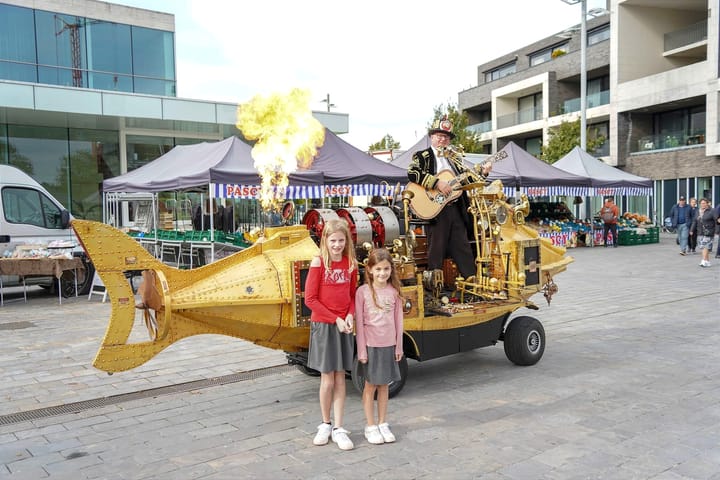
[561,0,587,151]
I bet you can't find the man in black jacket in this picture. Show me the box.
[407,118,491,279]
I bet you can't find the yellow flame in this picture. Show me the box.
[236,88,325,212]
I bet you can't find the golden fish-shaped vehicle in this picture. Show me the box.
[72,178,572,397]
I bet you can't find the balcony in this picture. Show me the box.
[497,106,542,129]
[634,130,705,153]
[560,90,610,115]
[664,20,707,53]
[467,120,492,135]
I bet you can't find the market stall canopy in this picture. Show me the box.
[553,146,653,196]
[212,128,409,198]
[391,135,431,169]
[487,141,590,196]
[102,136,323,194]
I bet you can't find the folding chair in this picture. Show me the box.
[87,271,108,303]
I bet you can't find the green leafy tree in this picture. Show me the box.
[540,119,606,164]
[431,103,483,153]
[368,134,400,152]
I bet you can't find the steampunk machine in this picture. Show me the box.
[72,158,573,397]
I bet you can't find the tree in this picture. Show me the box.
[540,119,606,164]
[368,134,400,152]
[431,103,483,153]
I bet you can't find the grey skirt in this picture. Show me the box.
[362,346,401,385]
[307,321,354,373]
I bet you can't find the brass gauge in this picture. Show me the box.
[495,204,508,225]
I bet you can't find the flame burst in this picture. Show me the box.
[236,88,325,212]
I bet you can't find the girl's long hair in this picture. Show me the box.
[364,248,402,309]
[319,219,357,272]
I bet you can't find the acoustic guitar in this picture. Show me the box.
[406,150,508,220]
[406,170,472,220]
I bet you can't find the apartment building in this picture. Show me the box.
[459,0,720,221]
[0,0,348,221]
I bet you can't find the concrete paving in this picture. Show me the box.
[0,232,718,479]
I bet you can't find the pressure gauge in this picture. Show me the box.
[495,205,508,225]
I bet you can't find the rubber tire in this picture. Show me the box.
[503,316,545,366]
[59,255,95,297]
[351,355,408,399]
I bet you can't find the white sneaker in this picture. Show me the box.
[378,422,396,443]
[313,423,332,446]
[700,260,711,268]
[364,425,384,445]
[331,427,354,450]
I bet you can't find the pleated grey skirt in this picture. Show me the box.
[307,321,354,373]
[362,346,401,385]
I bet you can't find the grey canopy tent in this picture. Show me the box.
[553,146,653,196]
[487,142,590,196]
[210,129,409,199]
[103,136,323,193]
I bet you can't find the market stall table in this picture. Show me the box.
[0,257,84,305]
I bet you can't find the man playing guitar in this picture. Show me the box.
[407,117,492,279]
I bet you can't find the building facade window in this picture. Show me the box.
[588,24,610,46]
[529,43,568,67]
[0,4,176,96]
[518,92,543,123]
[654,106,705,147]
[69,129,120,221]
[7,125,70,208]
[484,61,516,83]
[132,26,176,96]
[524,137,543,157]
[589,121,609,156]
[587,75,610,108]
[0,4,37,82]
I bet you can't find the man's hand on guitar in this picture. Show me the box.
[436,179,453,195]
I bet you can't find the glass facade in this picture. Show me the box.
[1,122,222,221]
[1,124,117,221]
[0,3,176,96]
[0,4,37,82]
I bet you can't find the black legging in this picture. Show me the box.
[603,222,618,246]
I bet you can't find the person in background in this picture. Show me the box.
[689,198,720,268]
[669,196,691,255]
[598,197,619,247]
[715,202,720,259]
[407,117,492,279]
[304,219,357,451]
[688,197,698,254]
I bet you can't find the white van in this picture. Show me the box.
[0,165,94,295]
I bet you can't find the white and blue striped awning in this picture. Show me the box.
[212,183,396,199]
[502,186,591,197]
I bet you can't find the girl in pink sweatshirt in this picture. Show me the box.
[355,248,404,444]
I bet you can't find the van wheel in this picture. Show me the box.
[503,316,545,366]
[59,256,95,297]
[351,356,408,398]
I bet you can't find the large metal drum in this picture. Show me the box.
[336,207,373,245]
[364,206,402,247]
[301,208,340,242]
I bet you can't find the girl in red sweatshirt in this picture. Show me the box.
[304,219,357,450]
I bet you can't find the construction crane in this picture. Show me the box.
[54,15,84,88]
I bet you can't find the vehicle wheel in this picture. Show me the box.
[351,355,408,398]
[295,364,321,377]
[59,255,95,297]
[503,316,545,366]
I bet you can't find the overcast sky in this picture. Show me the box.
[113,0,609,151]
